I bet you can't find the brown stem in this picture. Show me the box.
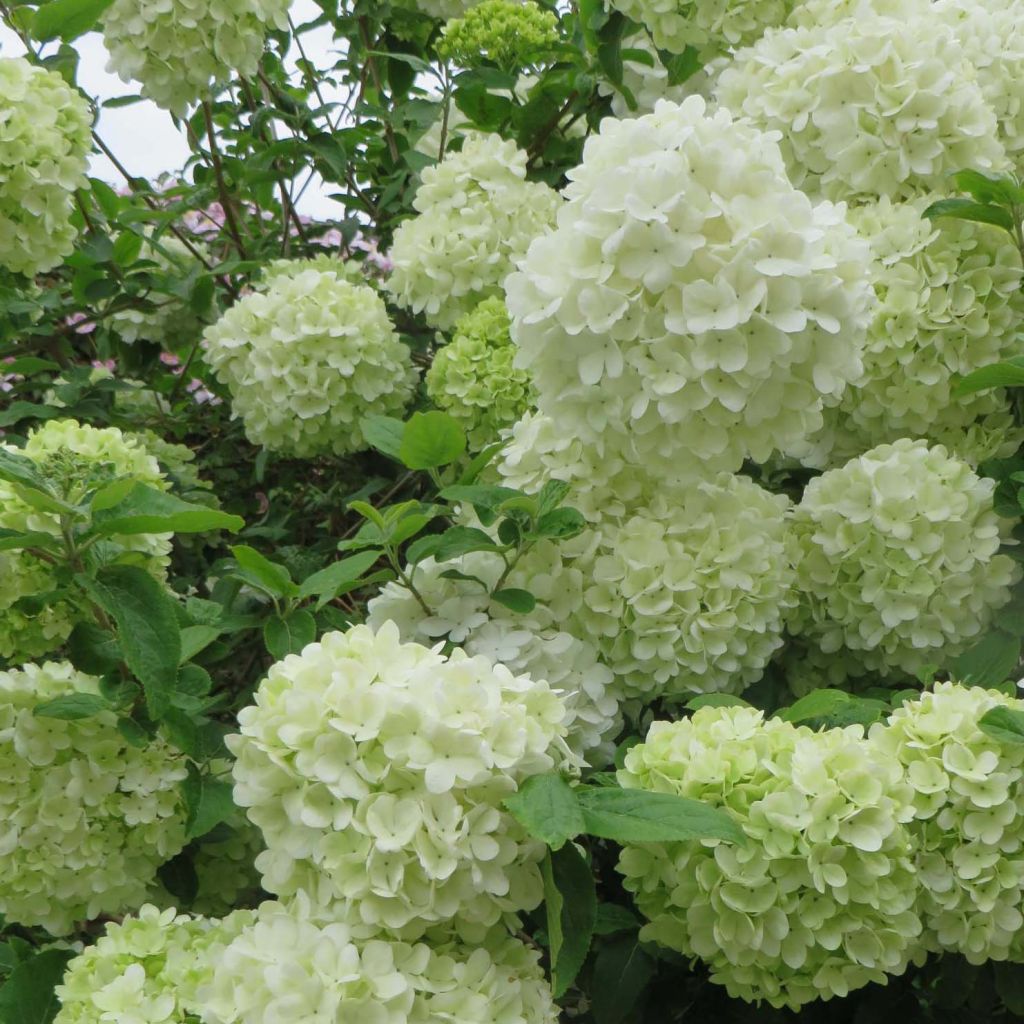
[201,102,250,260]
[358,16,400,165]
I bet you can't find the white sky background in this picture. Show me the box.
[0,0,344,218]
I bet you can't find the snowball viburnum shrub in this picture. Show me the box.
[617,706,921,1010]
[791,439,1021,677]
[870,683,1024,964]
[392,0,482,19]
[367,543,622,766]
[101,0,291,116]
[387,132,561,330]
[714,12,1007,201]
[0,420,171,662]
[202,266,417,457]
[229,623,573,938]
[568,474,797,700]
[425,296,535,450]
[0,664,188,934]
[0,57,91,277]
[507,97,873,480]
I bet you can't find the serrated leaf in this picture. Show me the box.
[34,693,109,720]
[399,411,466,470]
[504,774,584,850]
[92,483,244,536]
[542,843,597,998]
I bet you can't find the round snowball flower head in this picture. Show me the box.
[507,97,873,480]
[229,622,573,938]
[617,706,921,1009]
[0,420,171,662]
[0,664,188,934]
[438,0,559,70]
[202,266,418,458]
[0,57,91,277]
[607,0,793,56]
[791,438,1021,677]
[426,297,535,450]
[101,0,291,116]
[714,14,1007,202]
[800,195,1024,467]
[569,473,798,700]
[387,132,561,330]
[367,540,622,766]
[870,682,1024,963]
[54,904,254,1024]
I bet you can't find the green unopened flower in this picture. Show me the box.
[438,1,559,69]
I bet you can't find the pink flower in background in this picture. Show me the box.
[185,378,222,406]
[66,312,96,335]
[353,237,393,273]
[159,352,181,368]
[92,359,117,372]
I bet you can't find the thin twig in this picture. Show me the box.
[357,16,400,164]
[201,101,250,259]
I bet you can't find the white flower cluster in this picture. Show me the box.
[713,11,1007,201]
[507,97,873,481]
[0,663,188,935]
[791,439,1021,677]
[568,474,797,700]
[617,705,921,1009]
[368,542,622,765]
[0,58,91,277]
[388,133,561,329]
[607,0,792,56]
[101,0,291,116]
[230,623,572,938]
[202,266,417,457]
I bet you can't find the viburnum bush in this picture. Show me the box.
[7,0,1024,1022]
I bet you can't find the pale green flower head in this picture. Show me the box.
[387,132,561,330]
[229,622,574,938]
[101,0,291,116]
[0,420,172,663]
[392,0,482,17]
[438,0,559,69]
[54,904,255,1024]
[0,664,189,934]
[506,97,874,481]
[714,11,1008,202]
[870,682,1024,964]
[608,0,793,56]
[568,473,798,701]
[426,296,536,450]
[202,266,418,457]
[0,57,91,276]
[791,438,1021,677]
[617,706,921,1010]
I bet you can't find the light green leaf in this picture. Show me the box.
[263,610,317,660]
[32,0,115,41]
[504,774,584,850]
[979,706,1024,745]
[34,693,109,720]
[399,411,467,470]
[297,550,382,607]
[230,545,298,599]
[92,483,244,536]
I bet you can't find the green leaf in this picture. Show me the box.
[593,902,641,936]
[406,534,443,565]
[0,948,76,1024]
[92,483,244,536]
[0,448,52,495]
[995,962,1024,1015]
[952,631,1022,686]
[575,786,745,845]
[89,477,137,513]
[542,843,597,998]
[0,403,61,429]
[34,693,109,720]
[534,507,585,540]
[777,688,852,724]
[117,716,150,748]
[361,415,406,461]
[590,936,656,1024]
[230,545,298,598]
[979,706,1024,745]
[179,625,221,663]
[951,169,1024,206]
[297,550,382,608]
[433,526,500,562]
[439,484,521,518]
[685,693,752,711]
[263,610,317,660]
[955,358,1024,397]
[78,566,181,720]
[923,197,1014,232]
[32,0,115,41]
[491,588,537,613]
[1,357,59,376]
[504,774,584,850]
[66,622,121,675]
[182,767,236,840]
[156,850,199,908]
[399,411,467,470]
[0,529,59,553]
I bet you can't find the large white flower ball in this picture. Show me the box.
[791,439,1021,676]
[507,97,873,480]
[101,0,291,116]
[714,12,1007,201]
[387,133,561,330]
[202,266,417,457]
[229,623,573,938]
[0,663,188,934]
[0,57,91,277]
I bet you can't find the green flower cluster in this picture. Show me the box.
[202,265,417,457]
[791,438,1020,677]
[0,664,188,935]
[425,297,535,450]
[0,58,91,277]
[438,0,559,70]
